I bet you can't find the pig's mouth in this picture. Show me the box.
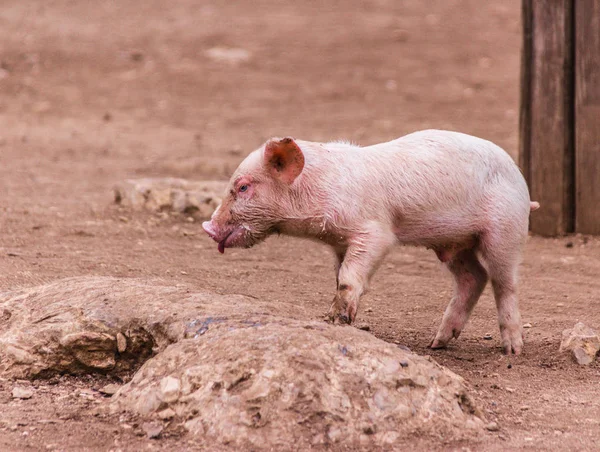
[216,227,247,254]
[203,222,250,254]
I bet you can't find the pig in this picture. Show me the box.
[202,130,540,355]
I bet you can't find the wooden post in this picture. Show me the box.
[520,0,575,236]
[521,0,600,236]
[575,0,600,234]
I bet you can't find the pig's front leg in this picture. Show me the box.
[327,226,396,324]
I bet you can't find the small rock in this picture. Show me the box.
[99,384,121,396]
[157,408,176,420]
[505,387,515,393]
[142,421,163,439]
[358,324,370,331]
[205,47,251,65]
[116,333,127,353]
[364,308,373,313]
[483,334,493,340]
[556,303,565,307]
[159,376,181,403]
[485,421,499,432]
[559,322,600,365]
[12,387,34,399]
[520,405,530,411]
[113,178,226,219]
[523,323,532,328]
[565,241,574,248]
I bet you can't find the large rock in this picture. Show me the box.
[560,322,600,365]
[1,277,484,447]
[0,277,301,379]
[110,317,483,449]
[113,178,227,218]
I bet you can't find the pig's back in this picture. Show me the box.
[357,130,530,241]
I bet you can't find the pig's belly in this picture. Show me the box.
[392,212,482,249]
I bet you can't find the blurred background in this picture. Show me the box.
[0,0,520,190]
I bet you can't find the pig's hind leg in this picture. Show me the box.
[430,248,488,349]
[479,232,525,355]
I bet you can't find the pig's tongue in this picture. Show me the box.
[218,240,226,254]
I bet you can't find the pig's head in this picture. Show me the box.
[202,137,305,253]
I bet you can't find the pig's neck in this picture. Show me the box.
[275,158,348,247]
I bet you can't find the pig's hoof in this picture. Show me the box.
[500,327,523,355]
[429,326,461,349]
[324,311,353,325]
[337,313,351,324]
[429,337,449,350]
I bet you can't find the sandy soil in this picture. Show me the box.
[1,0,599,450]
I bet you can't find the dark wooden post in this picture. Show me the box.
[521,0,600,236]
[575,0,600,234]
[520,0,574,237]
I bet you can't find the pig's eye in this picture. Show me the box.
[239,184,249,193]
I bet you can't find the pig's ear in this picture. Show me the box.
[264,138,305,184]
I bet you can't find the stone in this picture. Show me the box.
[59,332,117,370]
[485,422,500,432]
[0,277,486,448]
[559,322,600,365]
[12,387,34,399]
[159,376,180,403]
[157,408,176,420]
[99,384,121,396]
[205,47,251,65]
[0,277,270,379]
[142,421,163,439]
[113,178,227,219]
[116,333,127,353]
[111,317,484,449]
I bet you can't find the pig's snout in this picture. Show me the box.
[202,221,218,241]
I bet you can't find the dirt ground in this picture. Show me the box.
[1,0,599,450]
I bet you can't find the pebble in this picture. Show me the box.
[485,421,500,432]
[159,376,181,403]
[358,324,370,331]
[364,308,373,313]
[483,334,493,340]
[157,408,176,420]
[556,303,565,307]
[142,421,163,439]
[12,387,34,399]
[116,333,127,353]
[523,323,532,328]
[99,384,121,396]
